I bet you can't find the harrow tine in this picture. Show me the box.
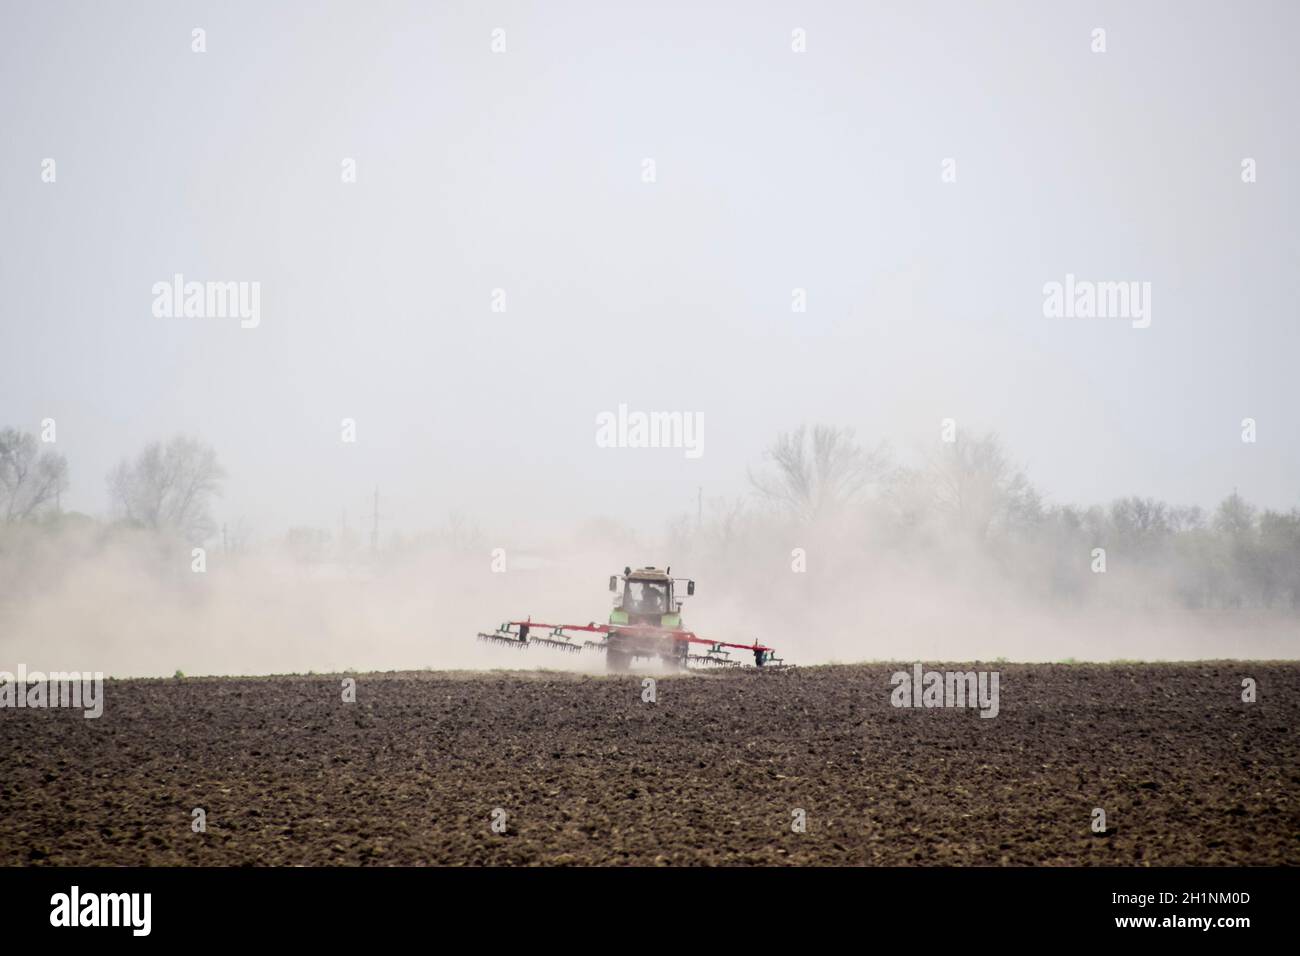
[477,630,528,649]
[687,653,740,668]
[528,637,583,654]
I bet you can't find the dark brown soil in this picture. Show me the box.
[2,663,1295,865]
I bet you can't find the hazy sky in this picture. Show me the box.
[2,0,1296,539]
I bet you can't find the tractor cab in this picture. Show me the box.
[608,566,694,628]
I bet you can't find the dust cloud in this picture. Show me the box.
[1,498,1294,679]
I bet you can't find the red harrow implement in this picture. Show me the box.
[476,566,785,672]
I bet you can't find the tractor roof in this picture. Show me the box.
[627,567,670,582]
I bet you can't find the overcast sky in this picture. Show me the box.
[2,0,1296,538]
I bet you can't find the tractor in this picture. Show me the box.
[476,565,783,671]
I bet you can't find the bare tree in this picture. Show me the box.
[432,508,483,552]
[1109,496,1173,555]
[107,435,225,541]
[749,425,890,523]
[925,431,1039,538]
[1169,505,1206,532]
[0,427,69,522]
[1213,492,1256,537]
[702,495,752,550]
[1258,510,1300,609]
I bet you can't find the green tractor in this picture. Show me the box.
[476,565,781,671]
[603,566,695,671]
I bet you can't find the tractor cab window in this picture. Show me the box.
[627,581,667,613]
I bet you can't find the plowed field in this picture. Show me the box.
[3,663,1295,865]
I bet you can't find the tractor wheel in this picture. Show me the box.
[606,647,632,673]
[660,642,689,672]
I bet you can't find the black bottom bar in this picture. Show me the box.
[1,866,1285,941]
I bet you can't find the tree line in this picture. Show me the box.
[725,425,1300,611]
[3,421,1297,610]
[0,427,224,541]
